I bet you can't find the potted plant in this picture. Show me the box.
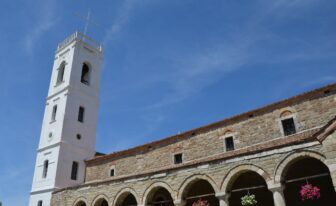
[241,194,257,206]
[192,199,210,206]
[300,183,320,201]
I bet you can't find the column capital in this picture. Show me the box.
[215,192,230,200]
[268,184,285,193]
[216,193,230,206]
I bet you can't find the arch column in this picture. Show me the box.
[173,200,186,206]
[269,185,286,206]
[215,193,230,206]
[327,163,336,192]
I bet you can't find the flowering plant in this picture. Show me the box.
[241,194,257,206]
[300,183,321,201]
[192,199,210,206]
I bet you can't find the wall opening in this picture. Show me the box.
[182,179,218,206]
[115,193,137,206]
[74,201,86,206]
[146,187,174,206]
[94,198,108,206]
[81,63,90,85]
[283,157,336,205]
[42,160,49,178]
[227,171,274,206]
[71,161,78,180]
[57,62,65,84]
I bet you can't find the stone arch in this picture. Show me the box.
[177,174,220,200]
[221,164,272,192]
[113,187,140,206]
[73,197,88,206]
[279,107,295,118]
[280,110,293,118]
[277,150,336,205]
[91,194,110,206]
[142,181,176,205]
[274,150,326,183]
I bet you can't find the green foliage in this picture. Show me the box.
[241,194,257,206]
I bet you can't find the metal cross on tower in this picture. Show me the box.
[75,10,100,36]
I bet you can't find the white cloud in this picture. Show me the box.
[103,0,141,46]
[24,0,59,54]
[269,0,317,11]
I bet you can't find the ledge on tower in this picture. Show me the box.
[56,31,103,53]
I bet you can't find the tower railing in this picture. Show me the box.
[56,31,103,52]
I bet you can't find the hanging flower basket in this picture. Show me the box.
[300,183,321,201]
[192,199,210,206]
[241,194,257,206]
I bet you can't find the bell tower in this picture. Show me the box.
[29,32,103,206]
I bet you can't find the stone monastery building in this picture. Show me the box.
[30,33,336,206]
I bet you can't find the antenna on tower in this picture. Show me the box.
[75,9,100,36]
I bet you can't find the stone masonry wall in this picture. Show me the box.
[85,88,336,183]
[51,139,336,206]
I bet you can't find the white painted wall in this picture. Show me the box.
[29,33,103,206]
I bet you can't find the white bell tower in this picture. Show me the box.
[29,32,103,206]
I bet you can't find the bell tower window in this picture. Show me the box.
[78,106,85,123]
[42,160,49,178]
[56,62,65,84]
[71,161,79,180]
[51,105,57,122]
[81,63,90,85]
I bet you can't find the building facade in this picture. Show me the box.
[32,33,336,206]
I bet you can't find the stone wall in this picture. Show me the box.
[51,137,336,206]
[84,86,336,183]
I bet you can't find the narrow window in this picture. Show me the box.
[56,63,65,84]
[78,106,85,122]
[42,160,49,178]
[51,105,57,121]
[81,63,90,85]
[174,153,183,164]
[71,161,78,180]
[225,136,235,151]
[110,169,115,177]
[281,118,296,136]
[37,200,43,206]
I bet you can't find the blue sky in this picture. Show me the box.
[0,0,336,205]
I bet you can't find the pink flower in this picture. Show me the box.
[300,183,321,201]
[192,199,210,206]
